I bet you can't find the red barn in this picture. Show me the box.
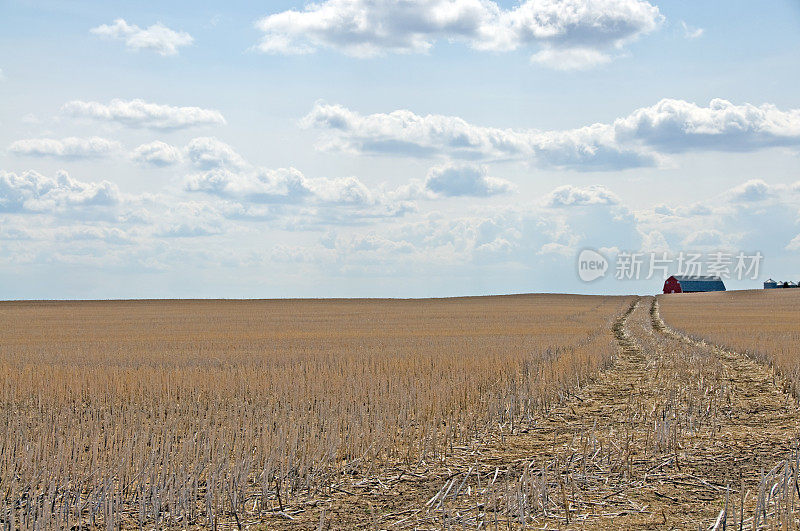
[663,275,726,294]
[663,276,682,293]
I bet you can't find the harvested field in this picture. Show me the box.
[659,289,800,397]
[2,291,799,529]
[0,295,631,529]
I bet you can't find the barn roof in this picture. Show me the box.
[671,275,726,292]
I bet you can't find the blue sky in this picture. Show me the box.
[1,0,799,299]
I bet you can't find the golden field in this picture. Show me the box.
[4,290,800,529]
[0,295,632,528]
[659,289,800,396]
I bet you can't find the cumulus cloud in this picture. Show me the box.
[184,167,419,227]
[131,141,183,167]
[0,170,120,214]
[181,151,425,227]
[90,19,193,56]
[184,165,409,213]
[303,98,800,170]
[255,0,662,68]
[9,137,121,159]
[62,99,226,129]
[185,167,313,204]
[613,98,800,152]
[309,176,377,205]
[423,163,514,197]
[185,137,247,170]
[727,179,772,202]
[545,184,619,207]
[180,137,422,213]
[301,101,651,169]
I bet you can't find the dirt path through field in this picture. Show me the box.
[268,296,800,529]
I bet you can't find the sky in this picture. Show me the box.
[0,0,799,299]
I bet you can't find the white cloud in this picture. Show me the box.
[185,167,313,204]
[303,98,800,170]
[181,137,437,214]
[255,0,662,68]
[182,136,513,210]
[62,99,226,130]
[2,172,798,295]
[186,137,247,170]
[131,141,183,167]
[545,184,619,207]
[301,101,651,169]
[0,170,120,214]
[184,169,420,229]
[90,19,193,56]
[309,176,377,205]
[680,21,704,40]
[424,163,514,197]
[184,165,413,217]
[613,98,800,152]
[728,179,772,202]
[8,137,121,159]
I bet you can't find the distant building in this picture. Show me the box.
[663,275,726,294]
[765,279,800,289]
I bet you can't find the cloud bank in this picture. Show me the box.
[62,99,226,130]
[255,0,662,68]
[303,98,800,170]
[0,170,120,214]
[9,137,121,159]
